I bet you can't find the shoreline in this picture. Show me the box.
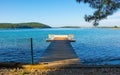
[0,62,120,75]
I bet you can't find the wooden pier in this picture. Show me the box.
[39,34,80,68]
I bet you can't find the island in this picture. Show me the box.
[0,22,51,29]
[61,26,81,28]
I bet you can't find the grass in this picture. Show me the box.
[0,62,120,75]
[0,62,57,75]
[0,59,80,74]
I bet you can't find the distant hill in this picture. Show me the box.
[0,22,51,29]
[61,26,81,28]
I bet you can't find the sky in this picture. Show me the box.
[0,0,120,27]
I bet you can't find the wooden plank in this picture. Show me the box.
[39,37,80,66]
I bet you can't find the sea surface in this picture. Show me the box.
[0,28,120,65]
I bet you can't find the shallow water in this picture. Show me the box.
[0,28,120,65]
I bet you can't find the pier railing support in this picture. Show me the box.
[30,38,34,64]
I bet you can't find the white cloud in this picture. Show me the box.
[108,12,120,18]
[100,11,120,26]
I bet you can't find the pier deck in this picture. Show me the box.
[39,35,80,68]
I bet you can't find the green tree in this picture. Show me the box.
[76,0,120,26]
[114,25,118,28]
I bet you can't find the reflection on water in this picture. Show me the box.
[0,28,120,65]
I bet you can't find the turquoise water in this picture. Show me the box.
[0,28,120,65]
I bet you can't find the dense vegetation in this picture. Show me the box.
[76,0,120,26]
[0,22,51,29]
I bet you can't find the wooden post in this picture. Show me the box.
[30,38,34,64]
